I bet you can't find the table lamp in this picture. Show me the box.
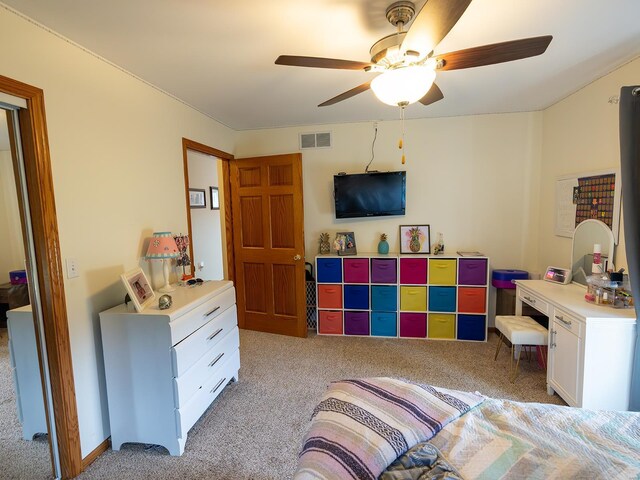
[145,232,180,292]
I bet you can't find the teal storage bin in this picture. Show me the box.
[428,286,456,312]
[371,312,397,337]
[371,285,397,311]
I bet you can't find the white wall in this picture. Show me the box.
[236,113,543,274]
[0,8,236,457]
[187,150,224,280]
[538,57,640,274]
[0,149,26,279]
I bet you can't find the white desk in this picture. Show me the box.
[515,280,636,410]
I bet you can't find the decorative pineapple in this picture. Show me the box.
[319,233,331,254]
[408,227,422,253]
[378,233,389,254]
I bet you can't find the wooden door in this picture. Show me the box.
[230,153,306,337]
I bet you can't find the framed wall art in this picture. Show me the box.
[400,225,431,254]
[335,231,357,256]
[189,188,206,208]
[210,186,220,210]
[121,267,155,312]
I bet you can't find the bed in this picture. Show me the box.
[294,377,640,480]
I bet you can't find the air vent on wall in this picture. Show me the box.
[300,132,332,149]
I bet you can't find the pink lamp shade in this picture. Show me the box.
[145,232,179,293]
[146,232,180,259]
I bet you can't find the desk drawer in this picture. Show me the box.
[176,349,239,439]
[170,287,236,345]
[173,327,239,408]
[171,305,237,377]
[518,290,549,315]
[552,307,583,339]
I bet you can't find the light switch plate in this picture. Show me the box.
[66,258,79,279]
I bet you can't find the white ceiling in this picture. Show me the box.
[3,0,640,130]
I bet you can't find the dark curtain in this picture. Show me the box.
[619,86,640,411]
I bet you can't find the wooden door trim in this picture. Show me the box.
[181,138,235,283]
[0,75,82,478]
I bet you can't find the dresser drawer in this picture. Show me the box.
[176,349,240,439]
[170,287,236,345]
[429,259,456,285]
[518,289,549,315]
[457,287,486,313]
[172,327,239,408]
[171,305,237,377]
[343,258,369,283]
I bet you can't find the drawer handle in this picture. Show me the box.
[205,306,221,317]
[210,377,226,394]
[555,315,572,327]
[523,295,536,304]
[208,352,225,368]
[436,265,447,269]
[207,328,224,341]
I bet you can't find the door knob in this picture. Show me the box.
[293,254,301,261]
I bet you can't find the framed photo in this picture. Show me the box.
[121,268,155,312]
[335,231,357,256]
[189,188,206,208]
[400,225,431,254]
[210,186,220,210]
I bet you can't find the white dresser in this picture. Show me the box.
[515,280,636,411]
[7,305,48,440]
[99,280,239,455]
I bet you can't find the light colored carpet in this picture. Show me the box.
[0,328,52,480]
[77,329,564,480]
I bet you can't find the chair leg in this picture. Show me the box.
[511,347,522,383]
[540,346,547,370]
[494,332,504,361]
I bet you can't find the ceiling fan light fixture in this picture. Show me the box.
[370,65,436,106]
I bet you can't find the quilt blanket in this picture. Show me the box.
[294,378,484,480]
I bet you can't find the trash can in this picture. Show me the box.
[305,262,317,330]
[492,269,529,316]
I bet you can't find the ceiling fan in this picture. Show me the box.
[275,0,552,108]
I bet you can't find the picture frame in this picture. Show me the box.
[399,225,431,254]
[189,188,206,208]
[335,231,357,256]
[210,186,220,210]
[120,267,155,312]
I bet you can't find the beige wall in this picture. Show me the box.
[0,8,236,456]
[0,150,26,279]
[236,112,543,273]
[539,57,640,275]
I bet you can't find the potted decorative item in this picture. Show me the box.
[378,233,389,254]
[319,233,331,254]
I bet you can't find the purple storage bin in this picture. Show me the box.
[343,258,369,283]
[399,312,426,338]
[400,258,427,284]
[491,269,528,289]
[344,311,370,335]
[458,259,488,285]
[371,258,397,284]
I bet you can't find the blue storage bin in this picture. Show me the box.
[371,312,397,337]
[457,314,486,341]
[428,286,456,312]
[343,285,369,309]
[316,258,342,283]
[371,285,398,311]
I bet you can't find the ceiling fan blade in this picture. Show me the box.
[275,55,371,70]
[401,0,472,58]
[436,36,553,71]
[419,83,444,106]
[318,82,372,107]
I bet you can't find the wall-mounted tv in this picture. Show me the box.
[334,171,406,219]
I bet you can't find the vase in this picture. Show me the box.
[377,240,389,254]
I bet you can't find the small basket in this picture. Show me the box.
[305,262,317,329]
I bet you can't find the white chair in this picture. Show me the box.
[494,315,548,382]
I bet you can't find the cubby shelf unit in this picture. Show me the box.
[315,253,489,342]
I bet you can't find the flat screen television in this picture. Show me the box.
[334,171,406,218]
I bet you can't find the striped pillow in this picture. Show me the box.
[295,378,484,480]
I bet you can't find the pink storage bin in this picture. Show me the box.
[400,258,427,284]
[343,258,369,283]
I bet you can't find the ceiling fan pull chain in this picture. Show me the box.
[399,106,406,164]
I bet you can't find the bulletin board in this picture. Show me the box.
[555,169,621,243]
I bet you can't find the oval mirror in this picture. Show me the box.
[571,219,615,285]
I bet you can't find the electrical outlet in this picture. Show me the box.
[66,258,79,279]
